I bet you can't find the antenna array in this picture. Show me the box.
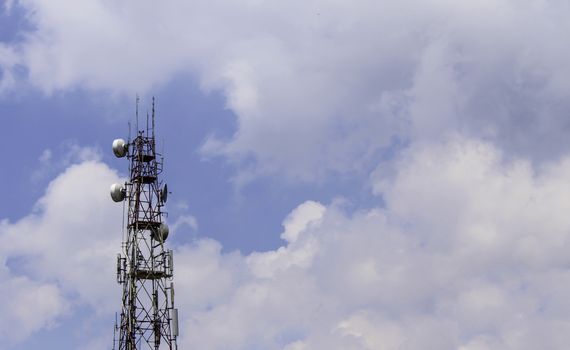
[110,98,179,350]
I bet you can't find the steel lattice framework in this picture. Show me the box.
[112,100,179,350]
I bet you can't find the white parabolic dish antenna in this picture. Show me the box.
[112,139,128,158]
[152,223,170,242]
[110,183,126,202]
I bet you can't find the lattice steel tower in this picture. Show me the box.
[110,98,179,350]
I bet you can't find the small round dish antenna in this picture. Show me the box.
[110,183,126,202]
[112,139,128,158]
[151,223,170,242]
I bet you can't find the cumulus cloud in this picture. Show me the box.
[2,1,570,180]
[2,161,122,309]
[0,272,67,344]
[0,154,123,345]
[3,1,570,348]
[172,137,570,350]
[3,138,570,349]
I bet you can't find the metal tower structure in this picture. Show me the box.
[110,98,179,350]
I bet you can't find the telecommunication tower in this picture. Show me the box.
[110,98,179,350]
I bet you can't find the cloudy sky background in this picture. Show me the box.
[1,0,570,349]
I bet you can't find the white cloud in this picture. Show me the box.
[171,136,570,349]
[0,272,68,344]
[3,1,570,181]
[0,152,123,345]
[3,1,570,348]
[171,214,199,235]
[280,200,325,244]
[246,200,324,279]
[4,136,570,349]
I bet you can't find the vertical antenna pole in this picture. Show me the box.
[152,97,156,149]
[136,95,140,134]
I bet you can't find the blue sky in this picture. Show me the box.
[2,1,570,349]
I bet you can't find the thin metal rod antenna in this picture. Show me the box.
[152,97,156,146]
[136,95,140,133]
[161,137,165,170]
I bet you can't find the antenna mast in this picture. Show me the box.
[110,98,178,349]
